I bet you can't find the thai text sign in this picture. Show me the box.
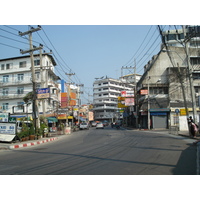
[0,113,9,122]
[37,88,50,99]
[0,122,16,142]
[140,89,148,95]
[125,98,135,106]
[121,90,134,97]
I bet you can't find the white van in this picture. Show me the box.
[16,121,31,133]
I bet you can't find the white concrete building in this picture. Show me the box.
[93,77,137,122]
[0,54,60,119]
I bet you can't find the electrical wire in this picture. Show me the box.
[123,25,153,66]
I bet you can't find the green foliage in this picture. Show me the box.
[23,92,33,103]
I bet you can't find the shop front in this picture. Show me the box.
[150,108,170,129]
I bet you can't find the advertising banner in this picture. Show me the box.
[37,88,50,99]
[121,90,134,97]
[0,122,16,142]
[140,89,148,95]
[0,113,9,122]
[125,98,135,106]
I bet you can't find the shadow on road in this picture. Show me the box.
[172,143,196,175]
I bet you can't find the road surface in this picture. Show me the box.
[0,127,196,175]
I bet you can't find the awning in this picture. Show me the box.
[47,117,58,122]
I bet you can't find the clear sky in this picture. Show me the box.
[0,1,195,104]
[0,25,162,103]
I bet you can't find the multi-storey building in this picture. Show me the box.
[93,77,137,122]
[0,54,60,119]
[137,25,200,130]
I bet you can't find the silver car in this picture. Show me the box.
[96,122,104,129]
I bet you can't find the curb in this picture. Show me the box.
[8,137,58,149]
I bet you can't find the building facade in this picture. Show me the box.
[137,26,200,130]
[93,77,137,123]
[0,54,60,119]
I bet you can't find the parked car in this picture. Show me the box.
[102,120,109,126]
[96,122,104,129]
[91,121,97,127]
[79,122,89,130]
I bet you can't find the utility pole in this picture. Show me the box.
[183,25,197,123]
[19,26,42,135]
[65,72,75,127]
[76,84,84,125]
[134,59,139,128]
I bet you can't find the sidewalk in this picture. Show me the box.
[0,132,67,150]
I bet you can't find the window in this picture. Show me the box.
[193,73,200,80]
[17,74,24,81]
[190,57,200,65]
[3,75,9,83]
[17,102,24,110]
[19,61,26,68]
[2,103,9,110]
[167,34,176,41]
[1,64,5,70]
[35,71,40,79]
[6,63,13,70]
[3,88,9,96]
[178,33,184,40]
[34,60,40,66]
[17,87,24,94]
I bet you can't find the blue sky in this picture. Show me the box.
[0,25,162,103]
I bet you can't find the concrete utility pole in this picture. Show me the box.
[19,26,42,135]
[76,84,84,125]
[183,25,198,123]
[65,72,75,126]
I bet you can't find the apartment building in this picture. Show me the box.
[0,54,60,119]
[93,77,136,122]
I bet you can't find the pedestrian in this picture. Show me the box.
[188,116,194,123]
[190,122,198,138]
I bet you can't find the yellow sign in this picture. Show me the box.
[180,109,188,116]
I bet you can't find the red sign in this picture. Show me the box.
[140,89,148,95]
[121,90,134,97]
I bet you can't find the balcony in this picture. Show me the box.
[0,78,32,87]
[93,105,118,111]
[0,93,28,100]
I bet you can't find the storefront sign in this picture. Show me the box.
[37,88,50,99]
[0,113,9,122]
[140,89,148,95]
[0,122,16,142]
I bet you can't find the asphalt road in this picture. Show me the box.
[0,127,197,175]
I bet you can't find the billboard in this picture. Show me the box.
[125,98,135,106]
[121,90,134,97]
[118,97,128,108]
